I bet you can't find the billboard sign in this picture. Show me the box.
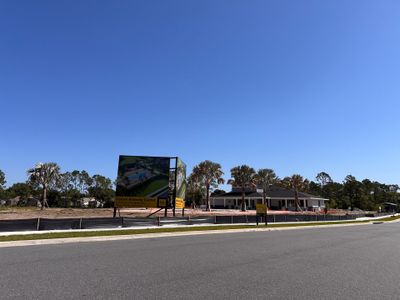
[115,156,170,208]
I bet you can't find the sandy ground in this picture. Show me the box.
[0,207,346,220]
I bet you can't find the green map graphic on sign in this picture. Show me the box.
[116,156,170,198]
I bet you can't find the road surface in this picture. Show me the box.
[1,223,400,299]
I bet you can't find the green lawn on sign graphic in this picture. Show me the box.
[141,179,168,195]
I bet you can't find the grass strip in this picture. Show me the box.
[0,219,382,243]
[371,215,399,222]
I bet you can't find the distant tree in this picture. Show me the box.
[186,173,205,208]
[0,169,6,189]
[343,175,362,210]
[316,172,333,187]
[191,161,225,211]
[7,182,34,199]
[321,182,343,209]
[212,189,226,195]
[228,165,256,211]
[57,172,80,207]
[70,170,80,190]
[88,174,114,207]
[307,181,321,197]
[360,179,375,210]
[254,169,277,208]
[388,184,399,193]
[282,174,309,211]
[70,170,92,195]
[27,162,61,209]
[79,170,93,194]
[58,172,72,192]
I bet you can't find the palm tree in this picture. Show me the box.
[282,174,308,211]
[191,161,225,211]
[27,162,61,210]
[228,165,256,211]
[254,169,277,208]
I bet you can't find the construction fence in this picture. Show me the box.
[0,212,393,232]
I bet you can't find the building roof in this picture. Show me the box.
[211,185,327,200]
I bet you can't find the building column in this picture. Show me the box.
[223,198,226,208]
[285,199,288,209]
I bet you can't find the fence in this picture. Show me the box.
[0,213,393,232]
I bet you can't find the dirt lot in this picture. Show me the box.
[0,207,345,220]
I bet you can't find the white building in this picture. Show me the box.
[80,197,102,208]
[210,185,328,211]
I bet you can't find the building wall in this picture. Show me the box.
[211,198,262,209]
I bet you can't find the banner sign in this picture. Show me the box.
[115,156,170,208]
[115,155,187,209]
[175,158,187,208]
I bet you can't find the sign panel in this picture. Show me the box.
[175,158,187,208]
[256,203,267,215]
[115,156,170,208]
[175,198,185,209]
[115,197,167,208]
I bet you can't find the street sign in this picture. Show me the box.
[175,198,185,209]
[256,203,267,215]
[256,203,268,226]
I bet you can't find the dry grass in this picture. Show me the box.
[0,207,349,220]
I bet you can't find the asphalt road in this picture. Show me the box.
[1,223,400,300]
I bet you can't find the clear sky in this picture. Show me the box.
[1,0,400,189]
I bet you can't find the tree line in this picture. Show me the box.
[1,161,399,211]
[0,163,114,209]
[186,161,400,212]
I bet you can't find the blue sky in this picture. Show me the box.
[1,0,400,189]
